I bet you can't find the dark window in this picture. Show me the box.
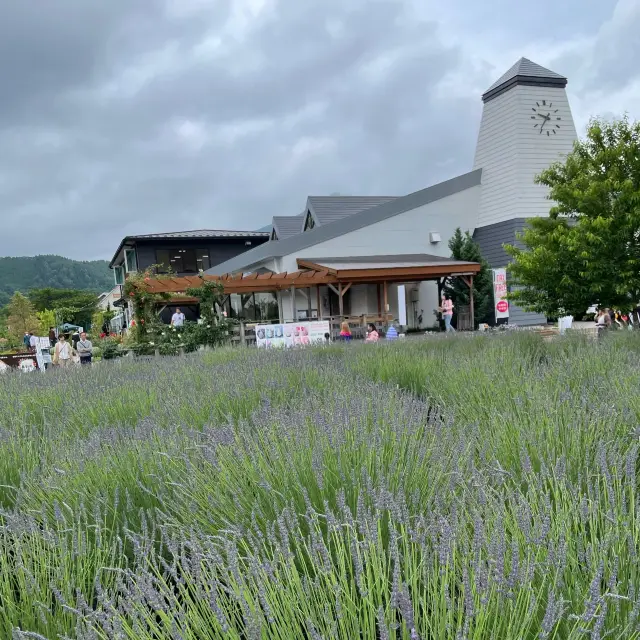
[156,248,210,274]
[304,211,315,231]
[271,229,278,241]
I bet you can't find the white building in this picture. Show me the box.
[207,58,578,327]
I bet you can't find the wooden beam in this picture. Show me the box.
[383,282,389,322]
[290,285,296,321]
[377,284,381,315]
[297,259,337,275]
[317,286,322,320]
[469,275,475,331]
[308,287,312,319]
[327,283,340,296]
[276,291,284,323]
[341,282,352,296]
[338,282,344,317]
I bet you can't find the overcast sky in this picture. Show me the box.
[0,0,637,261]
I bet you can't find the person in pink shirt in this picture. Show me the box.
[365,323,379,342]
[440,295,455,332]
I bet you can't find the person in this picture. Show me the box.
[440,295,455,332]
[386,324,398,340]
[339,321,352,341]
[76,331,93,365]
[71,329,81,349]
[29,332,37,350]
[596,309,607,336]
[53,334,73,367]
[171,307,185,327]
[48,327,57,345]
[23,332,31,351]
[365,323,379,342]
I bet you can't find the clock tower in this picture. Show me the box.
[472,58,578,323]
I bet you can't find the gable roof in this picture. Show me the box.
[207,168,482,275]
[482,57,567,103]
[308,196,397,226]
[272,214,304,240]
[109,229,269,268]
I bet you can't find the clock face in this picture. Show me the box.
[530,99,562,136]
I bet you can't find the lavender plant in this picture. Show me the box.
[0,334,638,638]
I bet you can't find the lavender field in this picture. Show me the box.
[1,333,640,639]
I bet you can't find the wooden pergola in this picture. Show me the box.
[141,257,481,325]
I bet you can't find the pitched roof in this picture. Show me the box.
[109,229,269,267]
[272,214,304,240]
[206,168,482,275]
[129,229,270,239]
[308,196,397,225]
[482,57,567,103]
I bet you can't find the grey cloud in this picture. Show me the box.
[0,0,636,261]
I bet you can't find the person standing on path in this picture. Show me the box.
[48,327,57,345]
[53,334,73,367]
[171,307,185,327]
[76,332,93,365]
[440,295,455,332]
[23,332,31,351]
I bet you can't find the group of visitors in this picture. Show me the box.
[337,321,398,343]
[596,306,640,333]
[23,328,93,367]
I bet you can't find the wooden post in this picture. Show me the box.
[308,287,312,319]
[276,290,284,324]
[383,281,388,326]
[469,275,475,331]
[290,285,296,322]
[377,284,382,315]
[338,282,344,317]
[317,286,322,320]
[240,321,246,346]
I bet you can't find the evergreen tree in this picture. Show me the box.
[444,228,493,327]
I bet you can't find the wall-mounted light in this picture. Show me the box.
[245,241,252,246]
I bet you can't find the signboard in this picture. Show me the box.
[397,285,407,326]
[493,268,509,320]
[34,337,52,371]
[255,321,331,348]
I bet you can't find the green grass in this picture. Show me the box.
[1,334,639,639]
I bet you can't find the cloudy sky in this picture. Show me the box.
[0,0,637,261]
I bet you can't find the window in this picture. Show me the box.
[114,265,125,285]
[124,249,138,273]
[303,211,315,231]
[271,229,278,241]
[155,248,210,274]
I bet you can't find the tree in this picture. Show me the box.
[6,292,38,340]
[444,228,494,327]
[505,115,640,316]
[36,309,57,336]
[28,288,99,329]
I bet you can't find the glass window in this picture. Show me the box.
[271,229,278,241]
[124,249,137,273]
[304,211,315,231]
[196,249,210,272]
[156,250,172,273]
[114,266,125,285]
[182,249,198,273]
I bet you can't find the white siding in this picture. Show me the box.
[474,85,577,228]
[279,185,481,272]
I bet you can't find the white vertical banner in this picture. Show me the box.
[397,285,407,326]
[493,268,509,320]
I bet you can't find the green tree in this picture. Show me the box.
[444,228,494,327]
[36,309,57,336]
[28,288,99,329]
[506,115,640,316]
[6,292,38,340]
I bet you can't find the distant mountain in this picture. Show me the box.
[0,255,112,307]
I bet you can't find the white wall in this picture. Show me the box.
[473,85,577,228]
[278,185,481,272]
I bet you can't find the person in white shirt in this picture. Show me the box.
[29,333,37,349]
[53,334,74,367]
[171,307,185,327]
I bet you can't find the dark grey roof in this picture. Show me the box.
[482,57,567,103]
[207,168,482,275]
[272,214,304,240]
[109,229,269,267]
[308,196,397,225]
[130,229,270,239]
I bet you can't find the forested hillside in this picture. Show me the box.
[0,255,112,307]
